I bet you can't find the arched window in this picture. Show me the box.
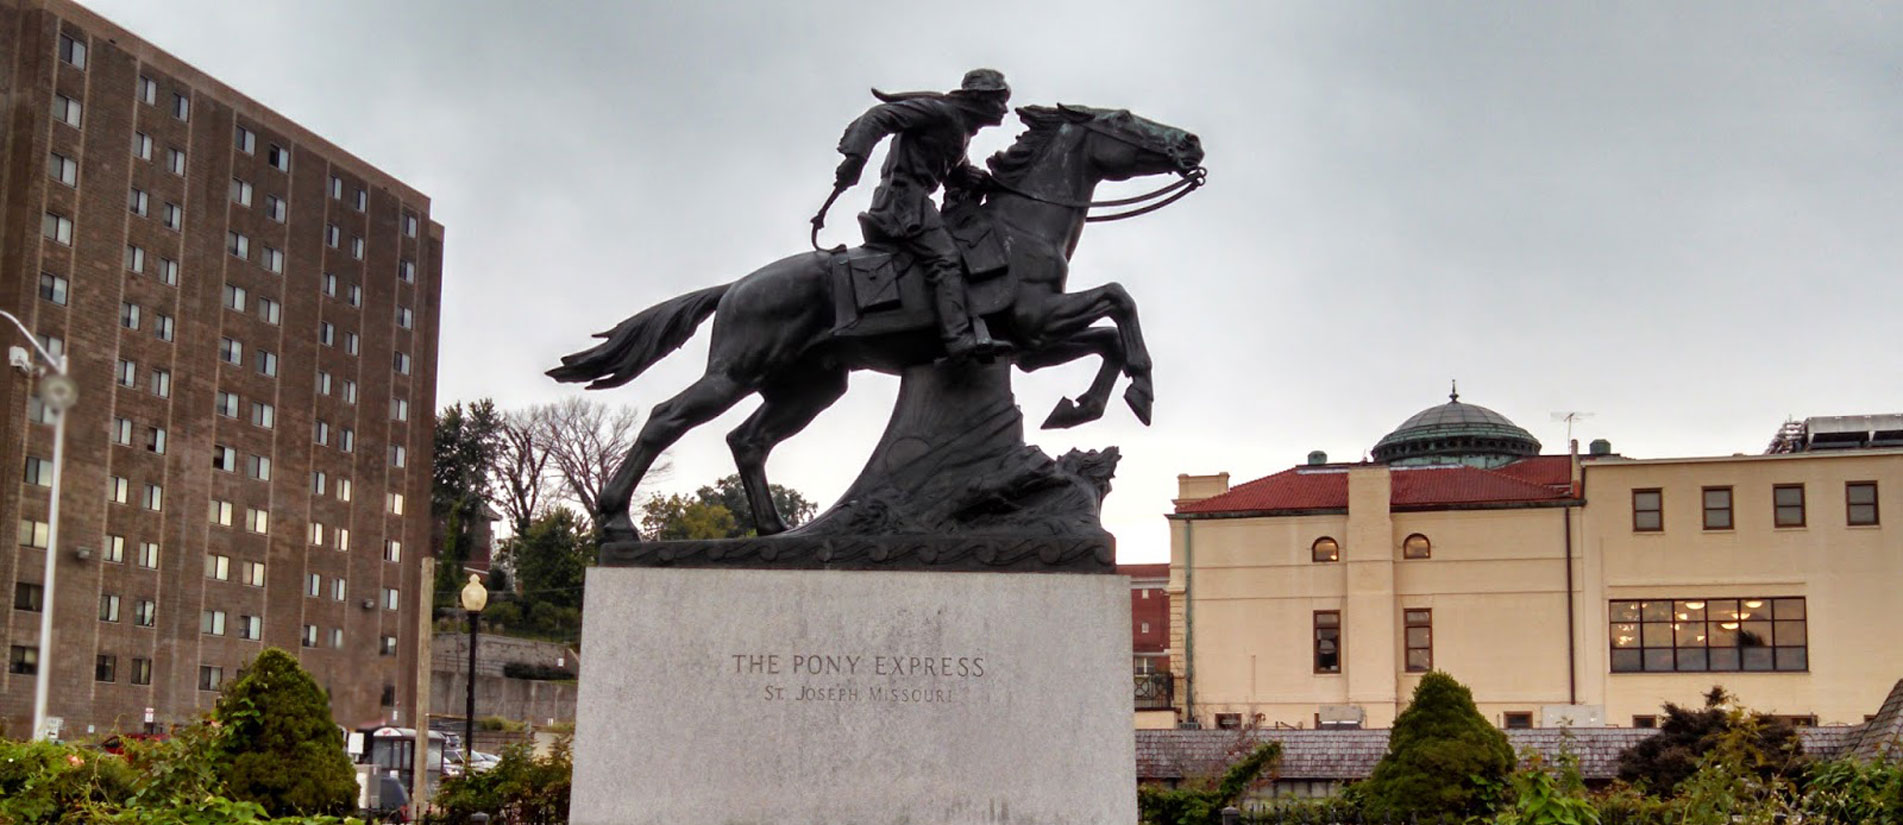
[1311,537,1340,563]
[1402,533,1431,560]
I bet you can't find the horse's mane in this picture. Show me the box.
[986,106,1077,186]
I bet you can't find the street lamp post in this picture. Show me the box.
[458,573,488,769]
[0,310,77,742]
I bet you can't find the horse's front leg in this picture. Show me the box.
[1021,283,1155,425]
[1017,328,1124,429]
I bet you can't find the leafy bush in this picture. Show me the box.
[476,716,525,732]
[211,648,359,817]
[501,662,576,681]
[1351,671,1513,821]
[1138,741,1280,825]
[0,733,356,824]
[1491,752,1599,825]
[434,740,572,825]
[1614,686,1800,796]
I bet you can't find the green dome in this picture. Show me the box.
[1372,389,1541,468]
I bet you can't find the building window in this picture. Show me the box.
[262,247,283,273]
[397,306,413,328]
[319,322,334,346]
[250,402,275,429]
[212,445,237,472]
[219,337,243,365]
[390,445,406,468]
[340,428,355,452]
[134,599,155,627]
[201,609,227,636]
[235,125,255,154]
[337,528,350,551]
[167,148,185,175]
[23,457,52,487]
[1311,536,1339,563]
[256,350,278,377]
[242,561,265,587]
[14,581,44,612]
[1702,487,1733,530]
[384,540,402,563]
[301,624,318,647]
[392,398,409,421]
[383,588,400,611]
[1632,489,1662,532]
[42,212,73,244]
[245,454,271,481]
[343,381,357,404]
[264,195,285,222]
[1610,597,1806,673]
[150,369,171,398]
[330,175,343,199]
[394,351,412,375]
[38,273,68,305]
[112,418,132,444]
[107,475,129,504]
[348,285,362,307]
[403,213,418,237]
[132,131,153,160]
[100,594,120,622]
[147,427,167,454]
[205,554,230,581]
[1847,482,1879,526]
[238,615,261,640]
[228,231,249,259]
[1503,712,1534,730]
[351,237,365,259]
[48,151,77,185]
[317,372,332,395]
[141,483,162,511]
[331,578,347,601]
[306,573,321,597]
[209,499,233,527]
[199,666,223,692]
[314,420,330,446]
[19,519,48,548]
[9,646,38,675]
[268,144,290,171]
[1404,608,1432,672]
[381,635,398,656]
[331,628,345,649]
[158,258,179,285]
[104,535,125,564]
[138,76,157,104]
[1633,715,1658,729]
[398,260,416,282]
[326,224,340,247]
[162,202,181,230]
[131,658,152,685]
[58,33,87,68]
[224,283,248,310]
[230,178,252,205]
[354,189,368,211]
[172,92,189,121]
[53,94,81,127]
[138,543,159,569]
[1402,533,1431,560]
[1773,485,1805,528]
[154,315,175,342]
[1313,610,1341,674]
[126,244,146,273]
[245,508,269,534]
[257,297,281,324]
[337,479,354,502]
[129,187,149,216]
[389,493,405,515]
[95,654,116,683]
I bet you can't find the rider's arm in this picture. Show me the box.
[834,100,949,186]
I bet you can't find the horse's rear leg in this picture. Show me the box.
[1018,328,1123,429]
[598,372,750,541]
[727,368,849,535]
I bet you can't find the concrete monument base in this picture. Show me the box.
[569,566,1135,825]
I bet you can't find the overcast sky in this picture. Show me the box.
[87,1,1903,562]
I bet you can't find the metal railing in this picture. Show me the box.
[1135,672,1173,709]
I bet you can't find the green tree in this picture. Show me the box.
[1354,670,1514,821]
[640,493,738,540]
[693,474,817,536]
[210,648,358,817]
[434,400,503,605]
[1615,686,1801,796]
[511,508,594,611]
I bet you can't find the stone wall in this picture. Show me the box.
[430,634,577,724]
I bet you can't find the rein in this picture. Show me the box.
[988,166,1206,223]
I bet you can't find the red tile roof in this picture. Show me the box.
[1175,456,1575,515]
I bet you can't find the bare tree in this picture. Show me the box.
[529,396,664,530]
[494,409,557,537]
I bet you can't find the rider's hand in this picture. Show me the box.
[948,165,992,191]
[835,153,867,187]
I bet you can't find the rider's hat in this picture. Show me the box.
[959,69,1010,95]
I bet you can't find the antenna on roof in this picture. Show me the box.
[1550,411,1595,443]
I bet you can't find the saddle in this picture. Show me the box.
[830,201,1012,338]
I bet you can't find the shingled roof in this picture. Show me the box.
[1848,678,1903,759]
[1175,456,1576,516]
[1137,725,1860,783]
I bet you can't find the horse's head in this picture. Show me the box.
[1044,103,1203,182]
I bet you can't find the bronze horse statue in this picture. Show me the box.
[550,104,1205,542]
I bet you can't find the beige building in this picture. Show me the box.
[1167,398,1901,731]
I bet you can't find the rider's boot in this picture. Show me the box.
[928,265,995,363]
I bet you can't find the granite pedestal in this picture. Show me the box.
[568,566,1135,825]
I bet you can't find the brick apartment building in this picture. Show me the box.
[0,0,442,737]
[1121,563,1172,721]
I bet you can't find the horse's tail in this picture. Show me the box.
[546,283,731,390]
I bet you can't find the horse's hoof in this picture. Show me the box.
[1124,383,1154,426]
[1041,398,1084,430]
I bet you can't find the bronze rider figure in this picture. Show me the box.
[829,69,1011,361]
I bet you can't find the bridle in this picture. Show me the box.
[984,121,1207,222]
